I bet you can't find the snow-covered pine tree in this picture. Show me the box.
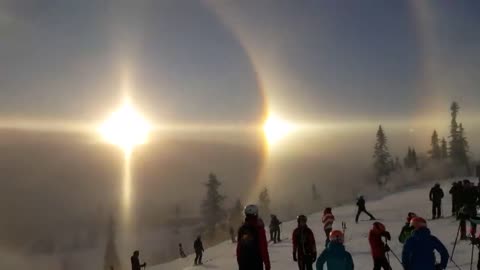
[201,173,226,233]
[373,125,392,185]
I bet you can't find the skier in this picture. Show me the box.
[322,207,335,247]
[449,182,460,216]
[316,230,354,270]
[130,250,146,270]
[455,181,464,218]
[402,217,449,270]
[459,180,478,239]
[429,183,444,219]
[368,222,392,270]
[194,235,204,265]
[355,195,375,223]
[269,214,282,243]
[292,214,317,270]
[398,212,416,244]
[236,204,271,270]
[179,243,186,258]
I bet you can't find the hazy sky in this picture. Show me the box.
[1,0,479,124]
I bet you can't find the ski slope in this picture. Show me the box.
[153,179,478,270]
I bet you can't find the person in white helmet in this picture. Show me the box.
[236,204,271,270]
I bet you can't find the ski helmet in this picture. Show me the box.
[329,230,344,243]
[297,214,307,224]
[324,207,332,215]
[410,217,427,229]
[244,204,259,216]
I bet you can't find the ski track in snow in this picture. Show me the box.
[153,178,478,270]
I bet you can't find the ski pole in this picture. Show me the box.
[384,239,391,266]
[450,258,463,270]
[388,250,403,266]
[451,222,462,261]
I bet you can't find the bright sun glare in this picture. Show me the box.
[263,114,294,146]
[99,100,151,152]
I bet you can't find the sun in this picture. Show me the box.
[99,100,151,153]
[263,114,294,146]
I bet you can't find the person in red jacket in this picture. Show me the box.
[322,207,335,247]
[368,222,392,270]
[293,214,317,270]
[237,204,271,270]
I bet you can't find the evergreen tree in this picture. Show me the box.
[394,156,402,170]
[429,130,442,159]
[258,187,271,218]
[373,125,392,184]
[440,137,448,159]
[404,147,412,168]
[104,216,121,270]
[201,173,226,232]
[458,123,471,171]
[449,102,460,159]
[411,148,418,169]
[404,147,418,169]
[229,199,243,228]
[448,102,470,170]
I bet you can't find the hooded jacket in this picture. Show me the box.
[402,227,449,270]
[316,242,354,270]
[368,227,390,258]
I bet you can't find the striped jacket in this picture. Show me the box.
[322,213,335,230]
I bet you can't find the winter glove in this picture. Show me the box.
[312,252,317,262]
[384,231,391,241]
[384,244,391,252]
[293,253,297,262]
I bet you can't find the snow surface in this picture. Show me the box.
[153,179,478,270]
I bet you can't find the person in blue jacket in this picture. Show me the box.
[402,217,449,270]
[316,230,354,270]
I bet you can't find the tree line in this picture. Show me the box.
[373,101,474,185]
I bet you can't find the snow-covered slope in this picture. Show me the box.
[153,179,478,270]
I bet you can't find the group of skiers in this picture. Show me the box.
[449,179,480,240]
[131,183,466,270]
[234,199,449,270]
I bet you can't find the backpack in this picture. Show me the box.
[237,224,261,263]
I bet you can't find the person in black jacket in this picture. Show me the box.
[194,235,204,265]
[450,182,461,216]
[269,214,282,243]
[355,195,375,223]
[459,180,479,239]
[429,183,444,219]
[179,243,186,258]
[130,250,146,270]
